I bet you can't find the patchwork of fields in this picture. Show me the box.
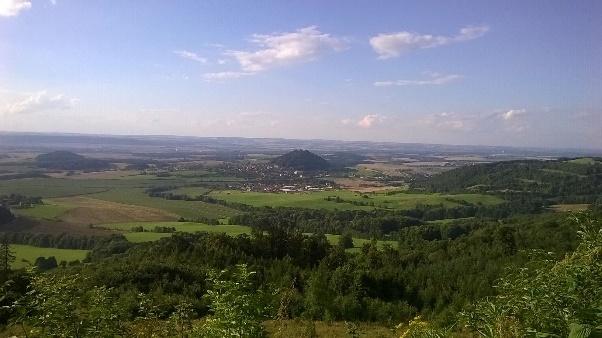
[2,168,504,265]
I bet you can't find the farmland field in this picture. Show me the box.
[12,202,72,221]
[123,232,173,242]
[208,190,503,211]
[325,234,398,253]
[103,221,251,236]
[10,244,89,269]
[91,188,240,219]
[169,186,212,196]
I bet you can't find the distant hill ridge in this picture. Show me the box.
[272,149,330,171]
[416,157,602,203]
[36,151,111,170]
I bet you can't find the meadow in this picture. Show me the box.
[208,190,503,211]
[102,221,251,236]
[10,244,89,269]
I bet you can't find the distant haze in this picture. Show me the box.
[0,1,600,148]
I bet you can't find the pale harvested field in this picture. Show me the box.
[329,177,398,192]
[550,204,590,212]
[357,163,410,176]
[50,196,178,224]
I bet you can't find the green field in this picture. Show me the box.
[12,202,71,220]
[103,221,251,235]
[123,232,173,243]
[169,186,212,196]
[325,234,398,253]
[568,157,600,165]
[208,190,503,211]
[107,221,397,251]
[10,244,89,269]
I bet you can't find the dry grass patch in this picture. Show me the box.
[550,204,590,212]
[50,196,178,225]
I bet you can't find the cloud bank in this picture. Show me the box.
[370,25,489,59]
[2,91,76,115]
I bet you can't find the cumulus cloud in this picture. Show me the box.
[369,25,489,59]
[173,50,207,63]
[2,91,77,115]
[226,26,345,73]
[501,108,526,121]
[342,114,384,128]
[0,0,31,17]
[374,72,462,87]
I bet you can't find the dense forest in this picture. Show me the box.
[271,150,330,171]
[416,158,602,204]
[35,151,112,171]
[2,209,599,336]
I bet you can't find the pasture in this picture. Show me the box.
[103,221,251,236]
[208,190,503,211]
[325,234,398,253]
[12,203,72,221]
[10,244,89,269]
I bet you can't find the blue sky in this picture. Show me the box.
[0,0,600,148]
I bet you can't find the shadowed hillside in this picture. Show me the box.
[272,149,330,171]
[36,151,112,171]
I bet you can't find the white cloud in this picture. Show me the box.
[0,0,31,17]
[173,50,207,64]
[2,90,77,115]
[374,72,462,87]
[501,108,526,120]
[342,114,384,128]
[227,26,345,73]
[369,25,489,59]
[202,71,253,81]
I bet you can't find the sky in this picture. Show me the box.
[0,0,600,149]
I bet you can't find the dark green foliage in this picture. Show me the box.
[0,232,128,250]
[0,194,43,208]
[460,211,602,337]
[417,158,602,204]
[34,256,58,271]
[35,151,112,170]
[0,206,15,225]
[271,150,330,171]
[0,238,15,274]
[338,233,354,249]
[0,204,594,335]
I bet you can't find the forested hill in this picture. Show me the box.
[416,158,602,203]
[272,149,330,170]
[35,151,112,170]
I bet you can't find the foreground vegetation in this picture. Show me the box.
[0,211,599,337]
